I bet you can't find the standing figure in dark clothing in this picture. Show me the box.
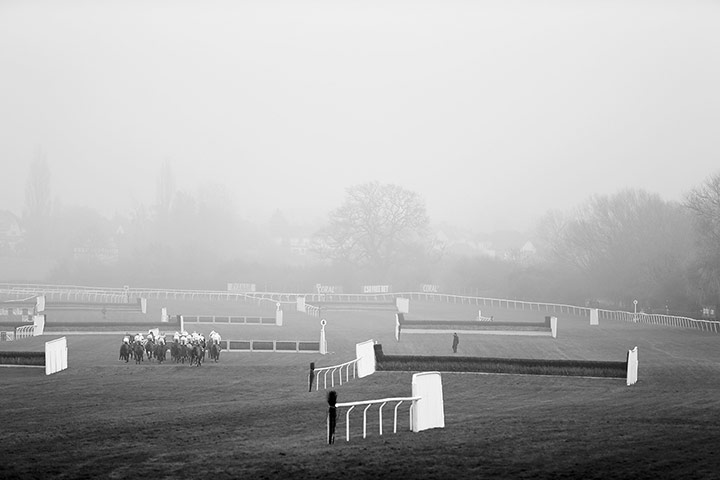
[452,332,459,353]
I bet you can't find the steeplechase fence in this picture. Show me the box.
[395,313,558,340]
[327,371,445,443]
[309,339,376,391]
[0,336,68,375]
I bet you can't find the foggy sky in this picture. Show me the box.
[1,0,719,232]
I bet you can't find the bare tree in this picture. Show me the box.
[685,172,720,304]
[542,189,693,309]
[320,182,429,277]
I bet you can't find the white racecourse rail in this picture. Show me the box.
[313,339,376,391]
[2,284,719,333]
[45,336,68,375]
[334,372,445,442]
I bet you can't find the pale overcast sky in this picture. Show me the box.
[1,0,719,232]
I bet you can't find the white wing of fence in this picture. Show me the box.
[15,325,36,339]
[314,359,359,390]
[336,396,421,441]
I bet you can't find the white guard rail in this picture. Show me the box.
[336,396,420,442]
[15,325,36,339]
[314,359,359,391]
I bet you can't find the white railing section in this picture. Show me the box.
[598,309,720,333]
[478,309,493,321]
[15,325,36,339]
[305,303,320,317]
[314,358,359,391]
[336,396,420,442]
[0,331,15,341]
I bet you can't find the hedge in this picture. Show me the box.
[373,344,626,378]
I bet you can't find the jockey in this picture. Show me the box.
[179,333,188,345]
[173,331,180,343]
[210,331,221,344]
[134,332,144,344]
[157,335,166,346]
[146,330,155,343]
[122,334,131,345]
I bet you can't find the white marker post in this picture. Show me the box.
[320,319,327,355]
[276,303,283,326]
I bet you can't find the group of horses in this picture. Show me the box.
[119,338,222,366]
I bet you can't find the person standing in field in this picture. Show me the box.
[452,332,459,353]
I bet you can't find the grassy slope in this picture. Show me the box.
[1,299,719,479]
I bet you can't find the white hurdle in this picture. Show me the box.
[45,337,68,375]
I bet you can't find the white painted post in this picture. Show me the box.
[550,316,558,338]
[411,372,445,432]
[276,303,283,326]
[140,297,147,314]
[590,308,599,326]
[161,307,168,323]
[320,319,327,355]
[297,296,306,313]
[627,346,639,386]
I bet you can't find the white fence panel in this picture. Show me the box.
[45,337,68,375]
[627,346,639,386]
[411,372,445,432]
[355,339,376,378]
[396,298,410,314]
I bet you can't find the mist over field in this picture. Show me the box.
[1,1,720,318]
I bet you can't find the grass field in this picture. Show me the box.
[1,298,720,479]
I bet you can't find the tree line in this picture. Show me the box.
[11,158,720,318]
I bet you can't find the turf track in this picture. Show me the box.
[1,299,720,479]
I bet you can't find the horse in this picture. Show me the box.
[132,342,145,364]
[119,343,131,363]
[170,341,181,363]
[155,342,167,364]
[145,339,155,361]
[209,342,221,363]
[189,344,204,367]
